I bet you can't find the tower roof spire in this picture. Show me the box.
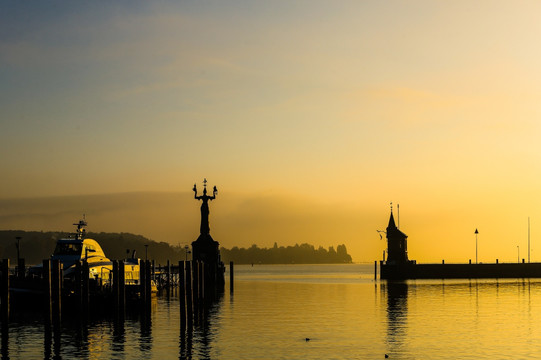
[387,202,397,229]
[388,210,397,229]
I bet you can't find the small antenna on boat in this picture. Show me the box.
[73,216,88,241]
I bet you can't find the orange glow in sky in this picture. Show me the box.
[2,1,541,262]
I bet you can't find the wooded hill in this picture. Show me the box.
[0,230,352,265]
[220,243,352,264]
[0,230,186,265]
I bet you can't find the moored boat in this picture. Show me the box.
[27,218,148,288]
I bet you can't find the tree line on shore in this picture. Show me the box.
[220,243,352,264]
[0,230,352,265]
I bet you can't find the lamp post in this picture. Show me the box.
[528,216,530,263]
[15,236,21,262]
[475,229,479,264]
[517,245,520,263]
[184,245,191,261]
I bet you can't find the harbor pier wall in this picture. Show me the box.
[380,261,541,280]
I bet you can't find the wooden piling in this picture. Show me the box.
[202,262,209,303]
[374,260,377,280]
[51,260,62,324]
[43,259,52,323]
[192,261,199,310]
[185,261,193,328]
[140,259,147,305]
[113,260,119,310]
[1,259,10,321]
[82,260,89,311]
[75,261,82,309]
[179,261,186,329]
[198,261,204,321]
[145,260,152,306]
[119,260,125,312]
[200,262,205,299]
[230,261,234,293]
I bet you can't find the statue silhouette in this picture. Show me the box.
[193,180,217,236]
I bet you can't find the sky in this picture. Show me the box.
[2,1,541,263]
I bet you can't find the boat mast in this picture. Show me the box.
[73,215,87,241]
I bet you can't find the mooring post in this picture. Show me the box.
[51,260,62,325]
[43,259,52,324]
[140,259,147,306]
[374,261,377,280]
[230,261,234,293]
[205,263,211,301]
[199,261,204,302]
[208,262,215,301]
[75,261,82,309]
[1,259,10,321]
[192,261,199,325]
[199,261,205,313]
[113,260,119,311]
[185,261,193,328]
[82,260,89,312]
[145,260,152,306]
[119,261,125,313]
[179,261,186,330]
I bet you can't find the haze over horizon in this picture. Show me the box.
[2,1,541,263]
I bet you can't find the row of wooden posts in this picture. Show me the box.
[0,258,234,325]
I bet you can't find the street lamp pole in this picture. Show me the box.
[518,245,520,263]
[528,216,530,263]
[15,236,21,262]
[184,245,191,261]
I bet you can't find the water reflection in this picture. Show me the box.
[382,278,541,359]
[1,322,8,360]
[73,318,89,359]
[179,293,224,360]
[383,281,409,355]
[112,315,125,354]
[139,310,152,353]
[43,318,62,360]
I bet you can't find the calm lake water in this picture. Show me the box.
[3,263,541,359]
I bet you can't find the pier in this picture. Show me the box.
[378,206,541,280]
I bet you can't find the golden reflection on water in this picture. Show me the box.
[5,266,541,359]
[382,279,541,359]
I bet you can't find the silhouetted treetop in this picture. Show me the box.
[220,243,352,264]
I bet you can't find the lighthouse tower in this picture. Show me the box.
[385,207,409,264]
